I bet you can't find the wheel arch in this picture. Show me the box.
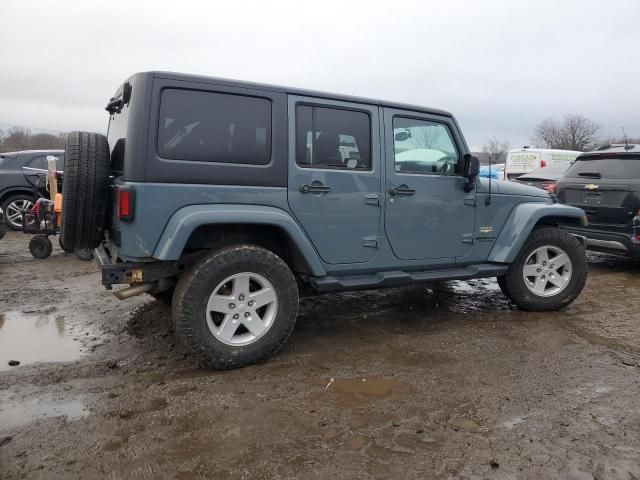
[153,204,326,277]
[487,202,587,263]
[0,188,35,205]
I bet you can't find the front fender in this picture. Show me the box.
[153,204,326,276]
[487,203,586,263]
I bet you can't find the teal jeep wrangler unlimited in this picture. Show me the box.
[60,71,588,369]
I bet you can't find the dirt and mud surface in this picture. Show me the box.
[1,231,639,479]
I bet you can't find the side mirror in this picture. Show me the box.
[463,154,480,192]
[394,131,411,142]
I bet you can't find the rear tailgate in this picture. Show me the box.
[556,155,640,231]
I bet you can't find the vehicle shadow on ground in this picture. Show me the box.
[124,279,515,368]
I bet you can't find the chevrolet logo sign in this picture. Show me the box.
[584,184,599,190]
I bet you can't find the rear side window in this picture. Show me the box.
[27,156,48,169]
[157,89,272,165]
[565,157,640,179]
[295,105,371,170]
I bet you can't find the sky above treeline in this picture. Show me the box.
[1,0,638,149]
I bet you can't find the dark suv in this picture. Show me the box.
[556,144,640,256]
[0,150,65,229]
[59,71,589,369]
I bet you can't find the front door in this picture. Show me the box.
[287,97,382,264]
[383,109,476,261]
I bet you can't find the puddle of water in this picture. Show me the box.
[330,377,407,397]
[450,417,480,432]
[0,392,88,431]
[0,311,84,371]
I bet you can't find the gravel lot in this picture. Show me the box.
[1,231,639,480]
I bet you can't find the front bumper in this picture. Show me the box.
[95,242,179,288]
[561,226,640,257]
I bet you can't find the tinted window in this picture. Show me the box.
[565,156,640,179]
[27,155,48,169]
[55,154,64,170]
[295,105,371,170]
[157,89,271,165]
[393,117,460,175]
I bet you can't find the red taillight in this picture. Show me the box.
[540,159,547,168]
[117,187,135,221]
[541,182,556,193]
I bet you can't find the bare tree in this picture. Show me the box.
[0,127,65,153]
[482,137,510,164]
[532,113,601,151]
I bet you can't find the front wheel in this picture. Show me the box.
[501,227,587,311]
[172,245,299,369]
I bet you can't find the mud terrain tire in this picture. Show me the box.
[502,227,587,311]
[60,132,110,251]
[172,245,299,369]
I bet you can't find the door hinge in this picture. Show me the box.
[364,193,380,206]
[363,235,379,248]
[464,195,476,206]
[461,233,475,244]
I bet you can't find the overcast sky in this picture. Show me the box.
[1,0,638,149]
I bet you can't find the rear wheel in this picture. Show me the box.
[29,235,53,259]
[172,245,299,369]
[60,131,110,251]
[501,227,587,311]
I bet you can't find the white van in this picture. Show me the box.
[504,147,581,180]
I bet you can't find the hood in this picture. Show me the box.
[478,177,550,198]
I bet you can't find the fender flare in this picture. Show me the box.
[487,202,587,263]
[153,204,326,276]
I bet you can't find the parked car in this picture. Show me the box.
[479,163,505,180]
[0,150,64,229]
[556,144,640,257]
[514,163,571,193]
[504,147,581,180]
[60,71,588,369]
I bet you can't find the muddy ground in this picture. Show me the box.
[0,231,639,480]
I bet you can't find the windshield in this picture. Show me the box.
[564,156,640,179]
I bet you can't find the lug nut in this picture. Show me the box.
[229,303,236,309]
[244,312,250,318]
[233,314,239,319]
[239,294,245,301]
[248,300,254,307]
[537,268,542,273]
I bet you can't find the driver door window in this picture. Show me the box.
[393,117,460,175]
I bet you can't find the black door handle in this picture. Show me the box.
[389,185,416,196]
[300,183,331,194]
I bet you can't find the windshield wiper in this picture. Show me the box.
[577,171,602,178]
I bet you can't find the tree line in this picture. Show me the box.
[0,127,65,154]
[483,113,639,163]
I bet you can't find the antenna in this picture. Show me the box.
[622,126,631,150]
[485,153,492,205]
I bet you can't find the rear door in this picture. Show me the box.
[557,155,640,231]
[287,96,382,264]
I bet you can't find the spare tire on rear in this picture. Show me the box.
[60,132,110,251]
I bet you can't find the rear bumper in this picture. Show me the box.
[561,226,640,256]
[95,242,179,288]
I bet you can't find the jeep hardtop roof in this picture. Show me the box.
[135,71,454,119]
